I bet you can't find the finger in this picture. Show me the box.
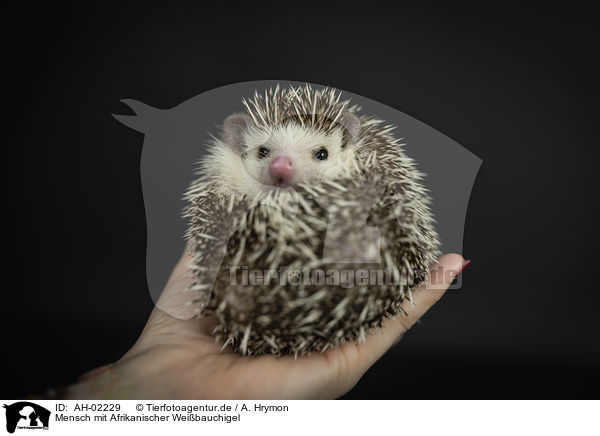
[350,253,466,374]
[398,253,466,329]
[155,250,198,320]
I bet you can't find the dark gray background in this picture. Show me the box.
[4,3,598,398]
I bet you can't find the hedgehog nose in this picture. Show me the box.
[269,156,294,185]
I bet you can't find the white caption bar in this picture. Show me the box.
[1,400,597,435]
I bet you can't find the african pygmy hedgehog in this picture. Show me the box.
[184,84,440,356]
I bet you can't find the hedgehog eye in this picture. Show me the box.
[257,147,270,159]
[314,148,328,161]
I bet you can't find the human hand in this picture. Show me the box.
[65,253,467,399]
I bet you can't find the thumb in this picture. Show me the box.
[155,251,197,320]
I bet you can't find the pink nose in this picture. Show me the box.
[269,156,294,185]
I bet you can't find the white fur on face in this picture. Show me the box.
[204,124,358,196]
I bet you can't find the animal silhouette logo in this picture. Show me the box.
[3,402,50,433]
[113,80,481,318]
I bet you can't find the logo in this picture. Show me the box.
[112,80,482,317]
[3,402,50,433]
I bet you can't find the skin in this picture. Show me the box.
[64,252,466,399]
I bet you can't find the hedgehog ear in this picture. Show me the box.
[223,113,249,154]
[340,112,361,144]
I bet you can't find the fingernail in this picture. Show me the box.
[457,260,471,276]
[451,260,471,285]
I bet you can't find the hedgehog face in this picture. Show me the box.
[204,93,362,197]
[239,123,356,190]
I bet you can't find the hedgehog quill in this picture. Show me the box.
[184,84,440,356]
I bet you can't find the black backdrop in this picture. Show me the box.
[4,3,599,399]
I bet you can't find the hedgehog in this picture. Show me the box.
[184,84,440,356]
